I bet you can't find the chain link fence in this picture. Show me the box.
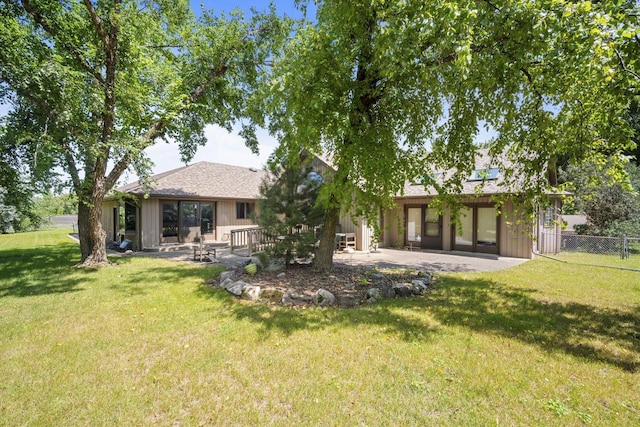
[540,232,640,268]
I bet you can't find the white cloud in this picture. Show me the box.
[138,123,279,179]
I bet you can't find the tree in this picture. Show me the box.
[254,153,326,266]
[0,0,288,266]
[263,0,639,273]
[561,160,640,236]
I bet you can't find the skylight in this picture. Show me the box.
[468,168,500,181]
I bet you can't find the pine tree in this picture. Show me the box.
[255,156,325,266]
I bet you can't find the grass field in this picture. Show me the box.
[1,229,638,426]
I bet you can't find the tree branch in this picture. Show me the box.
[21,0,105,85]
[615,49,640,81]
[82,0,109,47]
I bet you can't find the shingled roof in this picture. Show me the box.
[116,162,267,199]
[401,149,512,197]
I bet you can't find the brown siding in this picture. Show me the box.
[215,200,259,241]
[500,199,534,259]
[140,198,160,249]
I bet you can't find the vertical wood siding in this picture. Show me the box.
[141,199,160,249]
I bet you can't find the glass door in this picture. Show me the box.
[200,202,215,239]
[452,205,499,254]
[406,207,422,247]
[179,201,200,243]
[476,206,498,254]
[422,206,442,249]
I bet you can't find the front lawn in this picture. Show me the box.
[0,229,638,425]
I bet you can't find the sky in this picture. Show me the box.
[0,1,311,185]
[142,1,311,180]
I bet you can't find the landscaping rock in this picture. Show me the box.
[371,273,385,280]
[315,288,336,306]
[282,292,313,306]
[219,277,235,289]
[393,283,412,298]
[410,279,429,295]
[241,285,261,301]
[417,270,432,284]
[260,288,284,303]
[337,294,359,307]
[219,270,235,282]
[364,288,382,304]
[276,272,286,279]
[227,281,248,296]
[377,284,396,299]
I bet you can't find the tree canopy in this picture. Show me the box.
[263,0,639,272]
[0,0,289,265]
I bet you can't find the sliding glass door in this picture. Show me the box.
[452,205,499,254]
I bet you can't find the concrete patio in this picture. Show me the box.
[116,245,529,273]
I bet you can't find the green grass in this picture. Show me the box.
[1,229,639,426]
[546,251,640,270]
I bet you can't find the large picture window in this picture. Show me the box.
[236,202,254,220]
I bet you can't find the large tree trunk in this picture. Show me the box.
[314,204,340,275]
[77,190,109,267]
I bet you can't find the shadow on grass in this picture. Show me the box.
[420,276,640,373]
[197,275,639,372]
[103,256,225,297]
[0,245,87,297]
[196,284,441,343]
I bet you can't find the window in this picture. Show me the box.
[410,173,442,186]
[236,202,254,220]
[200,203,215,235]
[469,168,500,181]
[543,207,556,228]
[162,202,178,237]
[124,202,137,232]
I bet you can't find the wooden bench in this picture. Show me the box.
[194,240,217,262]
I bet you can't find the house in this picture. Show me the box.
[103,151,561,258]
[101,162,267,251]
[308,150,562,259]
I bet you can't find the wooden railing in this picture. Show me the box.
[230,227,277,256]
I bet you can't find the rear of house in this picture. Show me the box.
[101,162,266,251]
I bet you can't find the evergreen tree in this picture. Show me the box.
[255,155,325,266]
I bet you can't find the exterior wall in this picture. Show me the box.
[500,199,534,259]
[215,199,259,242]
[384,196,535,259]
[535,198,562,254]
[140,198,160,249]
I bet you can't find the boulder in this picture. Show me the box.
[227,281,248,296]
[315,289,336,306]
[337,294,359,307]
[410,280,429,295]
[417,271,432,284]
[260,288,284,303]
[219,270,235,282]
[282,292,313,306]
[364,288,382,304]
[377,284,396,299]
[241,285,261,301]
[219,277,235,289]
[392,283,412,298]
